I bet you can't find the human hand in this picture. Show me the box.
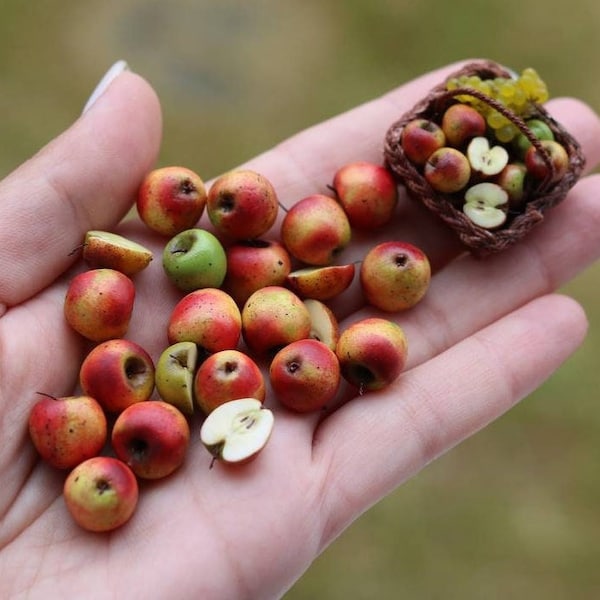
[1,61,599,599]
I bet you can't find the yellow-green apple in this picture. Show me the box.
[167,288,242,354]
[331,161,398,229]
[28,393,107,470]
[513,118,554,159]
[81,230,153,276]
[194,349,265,415]
[111,401,190,480]
[400,118,446,166]
[155,341,198,415]
[335,317,408,392]
[79,338,155,413]
[360,241,431,312]
[222,239,291,306]
[241,286,311,356]
[63,456,139,532]
[286,263,355,301]
[200,398,274,465]
[467,136,509,177]
[64,268,135,342]
[441,103,486,148]
[424,147,471,193]
[207,169,279,240]
[462,182,509,229]
[303,298,340,351]
[136,165,207,237]
[269,339,340,413]
[162,228,227,292]
[524,139,569,182]
[494,163,527,207]
[280,194,351,266]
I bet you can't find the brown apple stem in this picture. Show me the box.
[278,201,290,213]
[35,391,58,400]
[67,243,86,257]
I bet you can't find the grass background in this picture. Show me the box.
[2,1,600,598]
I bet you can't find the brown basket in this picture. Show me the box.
[384,60,586,257]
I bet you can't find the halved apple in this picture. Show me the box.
[200,398,274,465]
[155,341,198,415]
[286,263,355,301]
[82,230,153,275]
[303,299,340,351]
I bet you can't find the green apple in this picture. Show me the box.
[155,341,199,415]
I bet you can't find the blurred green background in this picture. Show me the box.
[2,1,600,598]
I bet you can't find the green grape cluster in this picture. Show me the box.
[445,68,549,143]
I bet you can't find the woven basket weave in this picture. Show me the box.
[384,60,585,256]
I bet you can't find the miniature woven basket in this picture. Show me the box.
[383,60,586,256]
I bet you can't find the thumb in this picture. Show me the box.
[0,62,162,311]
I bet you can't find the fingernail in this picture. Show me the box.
[82,60,129,114]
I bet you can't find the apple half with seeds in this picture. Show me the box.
[462,182,509,229]
[200,398,274,465]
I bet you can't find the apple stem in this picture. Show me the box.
[35,391,58,401]
[209,457,217,470]
[278,201,290,214]
[67,243,86,257]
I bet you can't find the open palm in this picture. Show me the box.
[1,62,600,599]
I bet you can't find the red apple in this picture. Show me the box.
[400,118,446,166]
[280,194,351,266]
[64,268,135,342]
[79,338,155,413]
[331,161,398,229]
[167,288,242,354]
[63,456,139,532]
[270,339,340,413]
[136,166,207,237]
[441,103,486,148]
[28,393,107,469]
[335,317,408,392]
[194,349,265,415]
[111,401,190,480]
[360,241,431,312]
[524,139,569,182]
[241,286,312,356]
[207,169,279,240]
[424,147,471,194]
[286,263,355,301]
[222,239,292,306]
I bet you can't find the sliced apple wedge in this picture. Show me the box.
[303,298,340,351]
[82,230,153,276]
[155,341,198,415]
[200,398,274,465]
[286,263,355,301]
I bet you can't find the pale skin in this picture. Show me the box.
[1,61,600,599]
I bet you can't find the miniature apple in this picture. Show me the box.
[207,169,279,240]
[524,139,569,182]
[63,456,139,532]
[281,194,351,266]
[200,398,274,465]
[400,118,446,166]
[270,339,340,413]
[79,338,155,413]
[494,163,527,206]
[303,298,340,351]
[64,268,135,342]
[331,161,398,229]
[286,263,355,301]
[136,166,207,237]
[162,228,227,292]
[167,288,242,354]
[241,286,312,356]
[155,341,198,415]
[335,317,408,392]
[424,147,471,193]
[222,239,291,306]
[441,103,486,148]
[467,136,509,177]
[194,349,265,415]
[81,230,153,276]
[513,118,555,159]
[111,401,190,480]
[360,241,431,312]
[462,182,509,229]
[28,393,107,470]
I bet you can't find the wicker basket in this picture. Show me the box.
[384,60,585,257]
